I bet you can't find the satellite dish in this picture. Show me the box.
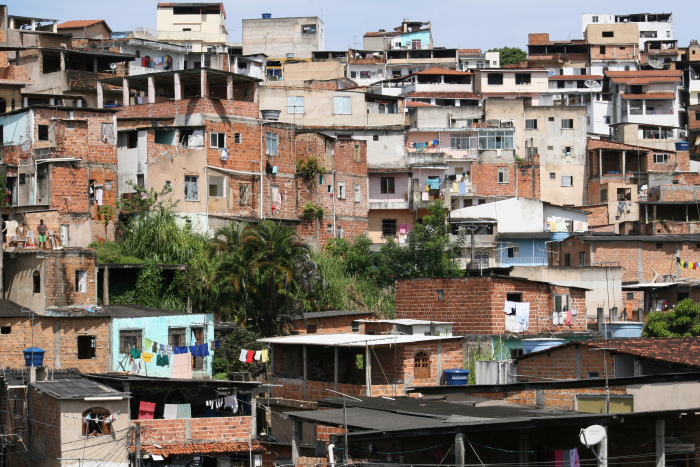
[584,80,602,90]
[648,59,664,69]
[133,26,157,40]
[109,63,117,70]
[580,425,606,447]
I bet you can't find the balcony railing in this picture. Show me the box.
[498,257,549,266]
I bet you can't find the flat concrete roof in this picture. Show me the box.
[258,333,461,347]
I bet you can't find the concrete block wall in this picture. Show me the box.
[44,250,97,307]
[516,345,611,381]
[117,97,259,120]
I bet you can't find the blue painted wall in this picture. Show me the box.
[498,238,549,266]
[397,30,431,48]
[0,111,30,146]
[111,313,215,378]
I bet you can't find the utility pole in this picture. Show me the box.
[134,422,141,467]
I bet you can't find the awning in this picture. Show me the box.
[622,282,679,291]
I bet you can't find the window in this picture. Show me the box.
[602,31,614,38]
[654,153,669,163]
[354,184,361,203]
[562,146,573,157]
[373,135,379,141]
[604,116,611,124]
[302,24,317,33]
[239,182,251,204]
[562,119,574,129]
[564,254,571,267]
[414,352,430,379]
[210,132,226,149]
[82,408,112,437]
[411,39,422,49]
[169,327,186,347]
[360,71,371,79]
[588,372,600,379]
[0,327,10,335]
[507,245,520,258]
[549,172,556,179]
[592,16,599,22]
[601,189,608,202]
[75,270,88,293]
[451,133,471,149]
[337,181,346,199]
[350,71,357,79]
[234,133,242,144]
[154,129,177,145]
[525,119,538,130]
[33,271,41,293]
[77,335,96,359]
[487,73,503,85]
[136,174,145,189]
[498,167,509,184]
[185,175,199,201]
[306,324,317,334]
[437,289,445,300]
[600,45,606,54]
[118,131,138,149]
[380,177,395,194]
[507,293,522,302]
[656,242,663,249]
[557,80,566,89]
[287,96,304,114]
[354,145,361,162]
[478,130,514,150]
[580,252,586,266]
[266,132,278,156]
[334,96,352,114]
[555,294,571,313]
[208,175,225,197]
[515,73,531,85]
[38,125,49,141]
[561,176,573,187]
[119,329,142,354]
[382,219,397,237]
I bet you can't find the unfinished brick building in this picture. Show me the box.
[395,275,589,336]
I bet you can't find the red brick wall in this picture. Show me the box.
[586,204,610,227]
[44,250,97,306]
[26,388,61,467]
[471,162,518,197]
[467,386,627,411]
[396,277,588,335]
[136,416,253,443]
[291,313,373,334]
[517,345,611,381]
[0,316,110,372]
[117,97,259,120]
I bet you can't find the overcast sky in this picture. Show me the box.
[6,0,696,51]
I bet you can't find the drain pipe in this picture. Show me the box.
[328,444,335,467]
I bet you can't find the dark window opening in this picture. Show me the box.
[118,131,138,149]
[380,177,395,194]
[487,73,504,85]
[656,242,663,249]
[38,125,49,141]
[437,289,445,300]
[82,408,112,437]
[515,73,531,85]
[382,219,397,237]
[0,326,10,335]
[564,253,571,266]
[506,293,522,302]
[33,271,41,293]
[169,328,187,347]
[77,335,96,359]
[119,330,142,354]
[306,324,317,334]
[602,31,614,37]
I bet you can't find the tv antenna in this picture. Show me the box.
[584,79,602,90]
[133,26,157,40]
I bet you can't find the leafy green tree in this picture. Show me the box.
[406,200,463,278]
[213,327,265,377]
[487,46,527,66]
[644,299,700,337]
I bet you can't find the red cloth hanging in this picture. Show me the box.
[138,401,156,420]
[246,350,255,363]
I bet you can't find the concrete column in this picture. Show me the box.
[334,347,339,392]
[174,72,182,100]
[291,419,303,463]
[656,419,665,467]
[622,150,626,183]
[598,149,603,179]
[598,426,608,467]
[122,78,130,107]
[103,266,110,306]
[518,431,530,466]
[302,345,308,400]
[227,75,234,100]
[455,433,465,467]
[93,57,98,73]
[60,51,65,71]
[97,81,104,108]
[30,19,35,31]
[365,343,372,397]
[200,68,208,98]
[147,75,155,104]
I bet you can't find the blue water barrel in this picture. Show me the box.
[443,368,470,385]
[676,141,690,151]
[521,338,565,354]
[262,13,272,19]
[23,347,45,367]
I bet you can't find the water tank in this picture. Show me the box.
[602,322,644,338]
[260,109,281,121]
[676,141,690,151]
[443,368,470,385]
[521,338,565,354]
[262,13,272,19]
[23,347,45,367]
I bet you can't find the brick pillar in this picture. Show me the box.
[201,68,209,98]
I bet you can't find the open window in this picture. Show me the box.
[119,329,142,354]
[414,352,430,379]
[82,408,112,436]
[78,335,96,359]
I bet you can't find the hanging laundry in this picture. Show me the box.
[246,350,255,363]
[95,187,104,206]
[503,300,517,315]
[138,401,156,420]
[172,353,192,379]
[514,302,530,332]
[254,350,262,361]
[142,352,154,363]
[459,182,467,195]
[261,349,269,362]
[152,342,158,353]
[163,404,178,420]
[176,404,192,419]
[565,309,574,326]
[189,345,201,357]
[173,346,189,354]
[131,359,141,375]
[130,348,142,359]
[198,343,210,357]
[224,395,238,412]
[239,349,248,363]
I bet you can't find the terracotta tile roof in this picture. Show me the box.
[58,20,108,29]
[364,31,399,37]
[606,69,682,84]
[414,67,472,76]
[548,75,604,81]
[348,57,385,65]
[585,338,700,368]
[621,92,676,99]
[587,138,656,152]
[458,49,482,54]
[407,91,480,99]
[406,101,437,107]
[139,442,266,457]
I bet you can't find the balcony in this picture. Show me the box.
[498,257,549,267]
[369,191,410,210]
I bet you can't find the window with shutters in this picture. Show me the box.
[287,96,304,114]
[169,328,187,347]
[119,330,142,354]
[334,96,352,114]
[414,352,430,379]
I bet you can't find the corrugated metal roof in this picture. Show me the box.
[258,333,461,347]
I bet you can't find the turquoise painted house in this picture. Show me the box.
[107,305,215,379]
